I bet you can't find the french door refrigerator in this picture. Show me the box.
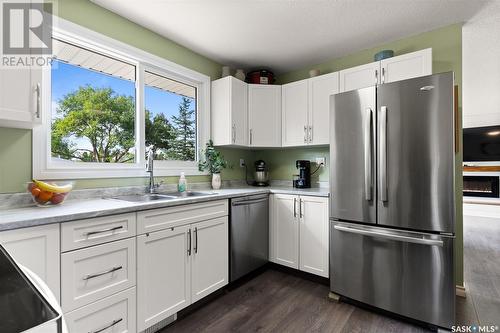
[329,72,455,329]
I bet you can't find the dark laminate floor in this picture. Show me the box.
[161,205,499,333]
[461,205,500,326]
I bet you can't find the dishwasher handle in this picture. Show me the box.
[232,197,268,206]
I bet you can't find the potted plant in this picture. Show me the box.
[198,140,230,189]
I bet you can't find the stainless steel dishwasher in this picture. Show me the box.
[230,194,269,282]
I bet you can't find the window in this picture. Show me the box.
[33,19,210,179]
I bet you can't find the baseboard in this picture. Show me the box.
[456,284,466,298]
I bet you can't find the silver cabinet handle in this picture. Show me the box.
[364,108,373,201]
[194,227,198,254]
[379,106,388,202]
[309,126,313,143]
[304,125,308,143]
[249,129,253,145]
[232,124,236,143]
[187,229,192,256]
[381,67,386,84]
[35,83,41,119]
[375,69,378,84]
[334,225,444,246]
[89,318,123,333]
[293,197,297,218]
[85,226,123,237]
[299,198,303,218]
[83,266,122,280]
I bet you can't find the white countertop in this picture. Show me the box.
[0,186,328,231]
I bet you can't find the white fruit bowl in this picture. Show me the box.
[27,181,73,207]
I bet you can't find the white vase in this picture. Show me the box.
[211,173,222,190]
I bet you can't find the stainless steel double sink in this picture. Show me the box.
[110,191,216,203]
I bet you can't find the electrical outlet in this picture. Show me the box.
[240,159,245,167]
[315,157,326,166]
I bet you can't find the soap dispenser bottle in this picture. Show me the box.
[178,172,187,193]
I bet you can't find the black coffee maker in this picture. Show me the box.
[293,160,311,188]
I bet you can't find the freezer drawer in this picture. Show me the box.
[330,221,455,329]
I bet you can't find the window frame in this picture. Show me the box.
[33,17,211,179]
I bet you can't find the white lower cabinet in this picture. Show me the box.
[64,287,136,333]
[270,194,329,278]
[191,217,228,302]
[137,216,228,331]
[61,237,136,312]
[0,224,60,301]
[137,225,191,331]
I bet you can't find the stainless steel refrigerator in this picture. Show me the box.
[329,72,455,329]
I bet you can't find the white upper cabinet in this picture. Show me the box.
[211,76,248,146]
[380,48,432,84]
[248,84,281,147]
[308,72,339,145]
[339,48,432,92]
[339,61,381,93]
[282,79,309,147]
[0,3,43,129]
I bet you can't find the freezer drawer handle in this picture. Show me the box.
[334,225,444,246]
[379,106,388,202]
[364,108,373,201]
[232,198,268,206]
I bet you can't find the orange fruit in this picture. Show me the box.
[38,190,53,201]
[31,187,41,197]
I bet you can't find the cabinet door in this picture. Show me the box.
[270,194,299,269]
[137,225,191,331]
[299,196,329,278]
[248,84,281,147]
[380,48,432,84]
[0,224,60,301]
[308,72,339,145]
[211,76,247,146]
[0,3,42,129]
[191,217,228,302]
[231,77,248,146]
[282,80,309,146]
[339,62,380,92]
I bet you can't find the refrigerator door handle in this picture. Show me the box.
[379,106,388,202]
[333,225,444,246]
[364,108,373,201]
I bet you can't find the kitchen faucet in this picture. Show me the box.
[146,148,159,194]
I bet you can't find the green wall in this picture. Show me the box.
[276,23,464,286]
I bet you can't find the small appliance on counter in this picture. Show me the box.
[293,160,311,188]
[252,160,269,186]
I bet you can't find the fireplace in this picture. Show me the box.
[463,176,500,198]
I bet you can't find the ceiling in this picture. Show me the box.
[92,0,489,74]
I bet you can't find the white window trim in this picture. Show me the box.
[33,16,211,179]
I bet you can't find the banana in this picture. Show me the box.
[33,180,73,193]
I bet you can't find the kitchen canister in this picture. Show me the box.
[221,66,231,77]
[309,69,321,77]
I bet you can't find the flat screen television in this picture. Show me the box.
[463,125,500,162]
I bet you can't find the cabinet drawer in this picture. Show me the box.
[65,287,136,333]
[137,199,228,234]
[61,213,136,252]
[61,238,136,312]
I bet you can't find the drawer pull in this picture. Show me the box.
[83,266,123,280]
[85,226,123,237]
[89,318,123,333]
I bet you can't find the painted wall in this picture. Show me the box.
[0,0,252,193]
[462,2,500,128]
[275,23,464,286]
